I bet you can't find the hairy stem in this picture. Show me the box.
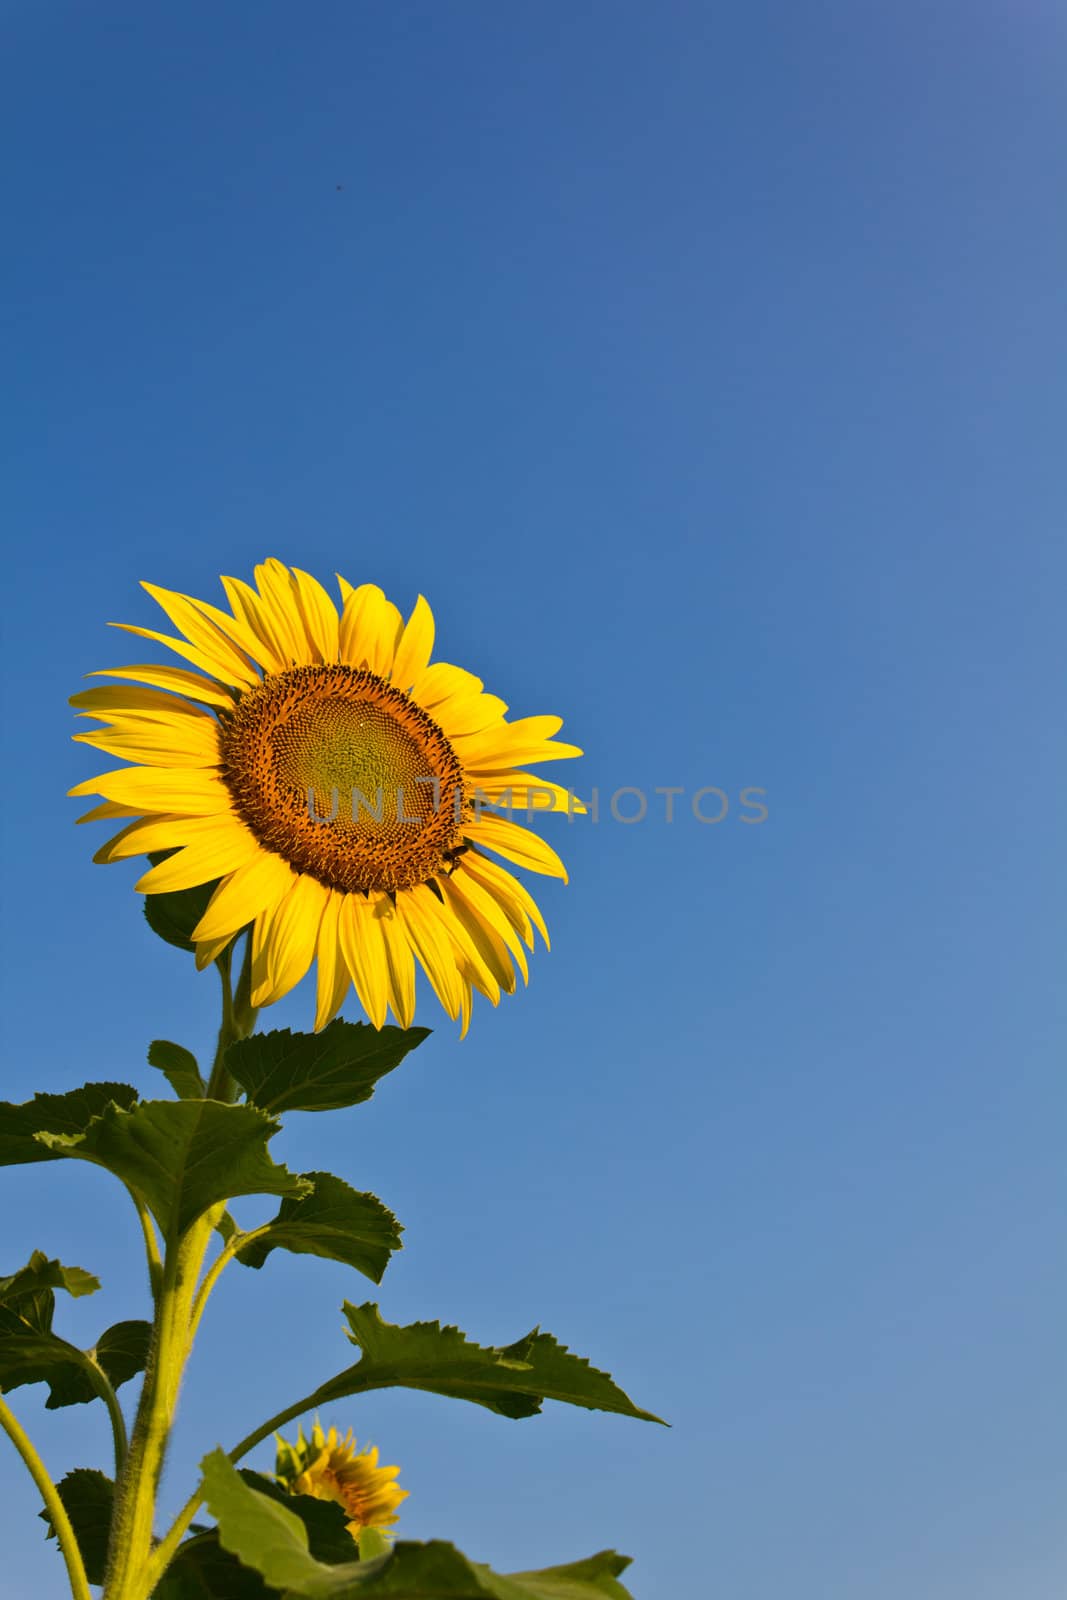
[0,1391,92,1600]
[128,1186,163,1301]
[86,1360,129,1476]
[104,952,260,1600]
[146,1374,366,1584]
[187,1224,271,1346]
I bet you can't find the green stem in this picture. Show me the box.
[0,1391,92,1600]
[104,952,260,1600]
[129,1186,163,1301]
[86,1360,129,1476]
[146,1374,364,1586]
[187,1224,271,1345]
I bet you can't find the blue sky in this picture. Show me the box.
[3,3,1065,1597]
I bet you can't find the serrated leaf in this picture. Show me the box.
[201,1449,634,1599]
[42,1319,152,1409]
[148,1040,205,1099]
[36,1099,311,1240]
[308,1304,665,1425]
[0,1252,107,1409]
[236,1174,401,1284]
[0,1083,139,1167]
[0,1251,100,1305]
[143,854,221,953]
[38,1469,113,1585]
[225,1022,429,1116]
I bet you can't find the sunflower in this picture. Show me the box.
[275,1420,407,1539]
[70,560,582,1033]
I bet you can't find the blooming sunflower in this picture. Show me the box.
[275,1420,407,1539]
[70,560,582,1033]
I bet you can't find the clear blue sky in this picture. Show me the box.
[3,4,1065,1597]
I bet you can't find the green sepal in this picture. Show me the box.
[38,1468,113,1586]
[236,1173,402,1284]
[35,1099,311,1240]
[225,1021,429,1116]
[200,1449,635,1598]
[0,1083,139,1166]
[310,1303,666,1424]
[148,1040,205,1099]
[143,852,221,953]
[356,1530,391,1563]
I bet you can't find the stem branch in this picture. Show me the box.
[0,1391,92,1600]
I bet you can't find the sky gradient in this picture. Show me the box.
[3,4,1065,1598]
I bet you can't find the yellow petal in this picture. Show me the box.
[88,665,236,710]
[314,891,351,1031]
[73,719,221,767]
[464,814,568,880]
[292,568,341,663]
[94,813,205,864]
[220,576,287,673]
[71,686,215,721]
[338,584,403,676]
[193,851,297,943]
[141,583,261,688]
[410,661,482,709]
[75,800,144,824]
[68,766,232,815]
[109,622,259,689]
[376,899,416,1028]
[394,885,464,1019]
[444,866,529,982]
[254,559,315,666]
[185,590,284,675]
[451,716,582,770]
[134,818,261,892]
[252,875,328,1006]
[437,877,516,1000]
[390,595,435,691]
[195,934,234,970]
[459,850,550,948]
[469,772,585,816]
[338,893,389,1029]
[433,692,509,739]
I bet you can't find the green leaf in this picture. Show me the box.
[0,1251,100,1305]
[154,1530,275,1599]
[38,1469,113,1585]
[95,1318,153,1389]
[0,1252,107,1409]
[143,854,221,952]
[238,1473,359,1566]
[226,1021,429,1116]
[148,1040,205,1099]
[41,1319,152,1408]
[0,1083,139,1166]
[236,1173,402,1284]
[156,1479,354,1600]
[201,1449,634,1599]
[310,1304,665,1425]
[36,1099,311,1240]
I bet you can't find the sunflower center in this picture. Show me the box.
[219,664,465,893]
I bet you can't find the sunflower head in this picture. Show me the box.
[71,560,583,1034]
[275,1419,407,1540]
